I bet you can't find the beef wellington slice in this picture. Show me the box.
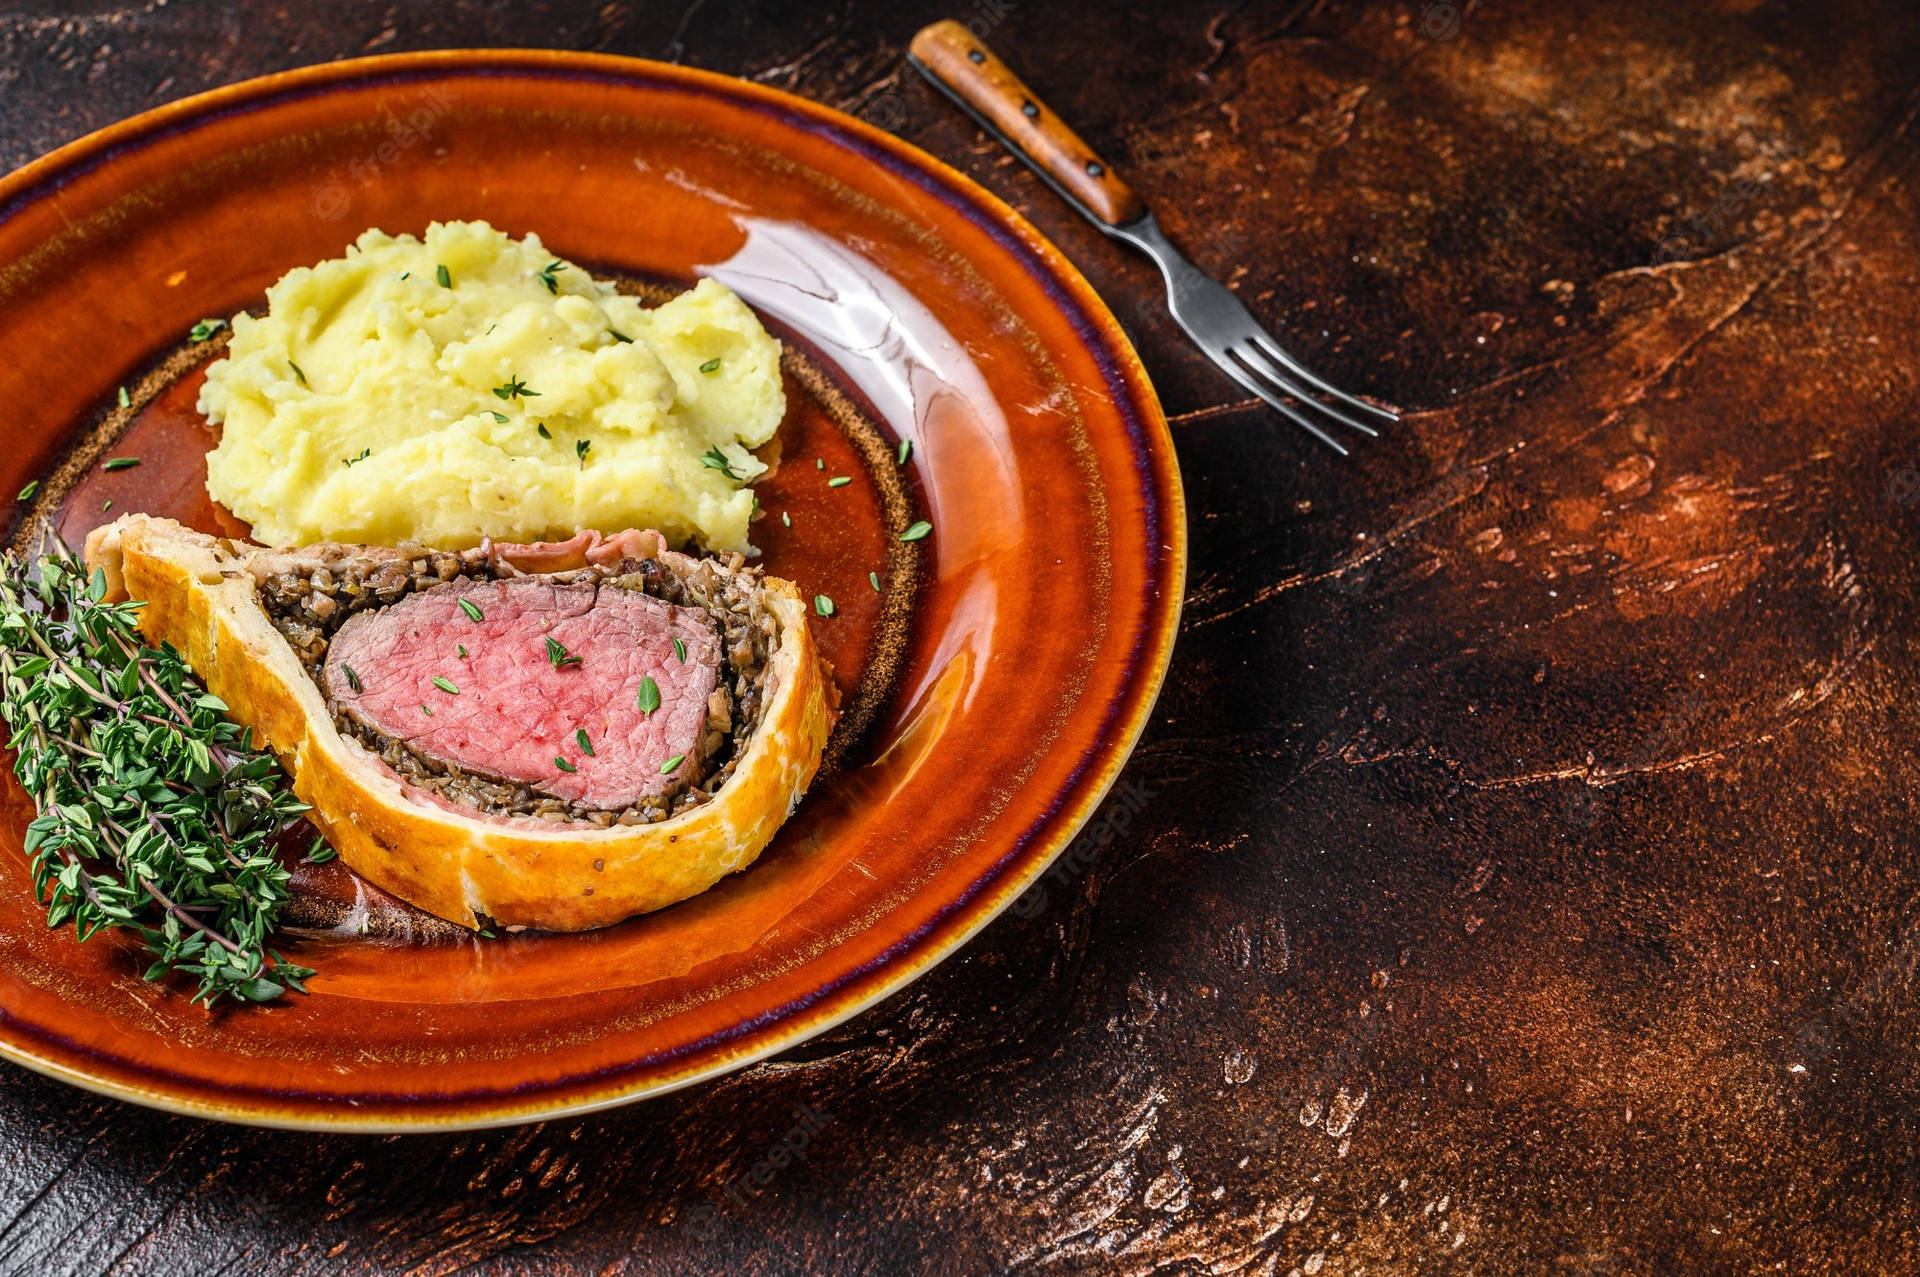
[84,516,836,932]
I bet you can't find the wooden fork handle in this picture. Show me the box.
[908,19,1147,228]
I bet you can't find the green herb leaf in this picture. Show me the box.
[699,356,722,373]
[341,663,362,693]
[637,676,660,716]
[700,447,740,480]
[457,644,468,659]
[554,755,578,773]
[493,374,538,401]
[117,386,131,409]
[781,511,791,528]
[344,448,371,467]
[458,598,484,622]
[435,264,452,288]
[103,457,140,472]
[488,410,508,423]
[16,480,38,502]
[870,571,881,592]
[899,520,933,542]
[305,837,337,865]
[234,978,287,1003]
[815,594,835,617]
[537,423,552,439]
[420,703,433,716]
[189,317,227,342]
[660,754,685,774]
[537,260,566,294]
[828,476,851,488]
[576,438,592,468]
[898,438,913,465]
[672,637,687,664]
[575,728,595,755]
[431,676,459,695]
[545,636,581,669]
[609,329,633,344]
[0,543,316,1005]
[288,359,308,386]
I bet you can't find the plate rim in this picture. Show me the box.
[0,47,1187,1130]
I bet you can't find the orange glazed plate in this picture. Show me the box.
[0,51,1183,1130]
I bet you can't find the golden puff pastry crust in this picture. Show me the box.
[84,515,836,932]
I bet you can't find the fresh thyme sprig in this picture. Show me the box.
[0,546,316,1005]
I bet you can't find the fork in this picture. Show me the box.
[907,20,1397,454]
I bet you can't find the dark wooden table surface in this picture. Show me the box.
[6,1,1920,1272]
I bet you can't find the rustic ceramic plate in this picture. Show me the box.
[0,50,1183,1129]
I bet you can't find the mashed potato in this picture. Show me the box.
[199,220,783,552]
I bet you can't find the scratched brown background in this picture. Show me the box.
[4,0,1920,1273]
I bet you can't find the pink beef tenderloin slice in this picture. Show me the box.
[322,576,721,808]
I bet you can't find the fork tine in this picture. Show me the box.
[1249,332,1398,422]
[1235,344,1382,438]
[1205,348,1349,455]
